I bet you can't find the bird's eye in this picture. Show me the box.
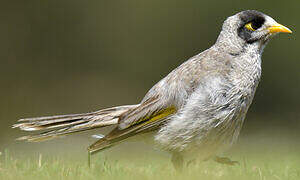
[245,19,264,31]
[245,22,256,31]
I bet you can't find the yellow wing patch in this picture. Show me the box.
[132,106,177,127]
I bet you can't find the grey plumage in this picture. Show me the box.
[13,10,292,168]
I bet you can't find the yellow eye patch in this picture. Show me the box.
[245,23,256,31]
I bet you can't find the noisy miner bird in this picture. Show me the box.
[13,10,292,170]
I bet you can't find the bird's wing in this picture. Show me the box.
[87,53,205,153]
[88,95,177,153]
[116,94,177,135]
[117,95,172,129]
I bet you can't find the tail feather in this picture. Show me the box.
[13,104,138,142]
[17,112,96,122]
[88,138,114,154]
[17,126,95,142]
[14,118,91,131]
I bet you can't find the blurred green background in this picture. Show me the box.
[1,0,299,155]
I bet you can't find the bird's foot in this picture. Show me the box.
[214,156,239,166]
[186,159,197,167]
[88,151,92,168]
[171,152,184,172]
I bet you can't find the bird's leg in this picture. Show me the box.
[186,159,197,167]
[171,152,184,172]
[214,156,239,166]
[88,151,92,168]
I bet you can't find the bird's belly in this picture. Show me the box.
[155,96,250,159]
[177,114,246,162]
[155,72,259,159]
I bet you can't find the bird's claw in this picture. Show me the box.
[214,156,239,166]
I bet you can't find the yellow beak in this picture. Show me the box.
[268,23,292,34]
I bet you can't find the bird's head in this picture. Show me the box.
[216,10,292,54]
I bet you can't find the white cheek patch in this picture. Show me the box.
[264,16,278,28]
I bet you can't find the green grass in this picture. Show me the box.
[1,144,300,180]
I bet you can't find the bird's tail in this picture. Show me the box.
[13,104,138,142]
